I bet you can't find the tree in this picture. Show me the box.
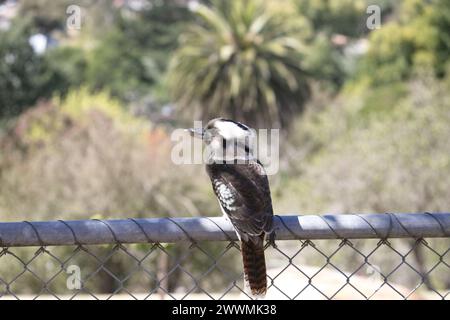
[297,0,366,37]
[18,0,73,33]
[359,0,450,85]
[85,29,157,102]
[0,19,48,119]
[43,46,87,96]
[115,0,194,75]
[0,18,89,121]
[85,1,194,104]
[168,0,311,128]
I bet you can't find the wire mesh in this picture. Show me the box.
[0,214,449,300]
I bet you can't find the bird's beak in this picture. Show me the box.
[186,128,204,139]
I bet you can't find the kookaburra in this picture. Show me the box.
[189,118,274,297]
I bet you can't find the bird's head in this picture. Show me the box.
[188,118,256,162]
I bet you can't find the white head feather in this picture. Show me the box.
[213,120,250,140]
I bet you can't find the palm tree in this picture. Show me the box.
[168,0,311,128]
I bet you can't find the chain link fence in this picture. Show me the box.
[0,213,449,300]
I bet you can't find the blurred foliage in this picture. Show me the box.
[115,0,194,73]
[43,46,87,94]
[358,0,450,85]
[84,29,157,101]
[168,0,312,128]
[0,18,86,119]
[0,88,215,220]
[294,0,396,88]
[0,1,193,120]
[302,33,346,87]
[0,19,48,118]
[18,0,121,35]
[18,0,73,33]
[278,74,450,215]
[2,0,404,123]
[85,1,194,103]
[298,0,369,36]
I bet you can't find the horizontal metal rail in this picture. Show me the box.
[0,213,449,247]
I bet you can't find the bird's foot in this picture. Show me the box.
[267,230,277,248]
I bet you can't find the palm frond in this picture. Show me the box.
[168,0,311,128]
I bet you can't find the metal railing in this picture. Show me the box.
[0,213,449,300]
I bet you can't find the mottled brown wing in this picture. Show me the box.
[206,161,273,242]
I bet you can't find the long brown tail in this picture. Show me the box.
[241,237,267,297]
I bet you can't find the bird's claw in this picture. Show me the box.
[267,230,277,248]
